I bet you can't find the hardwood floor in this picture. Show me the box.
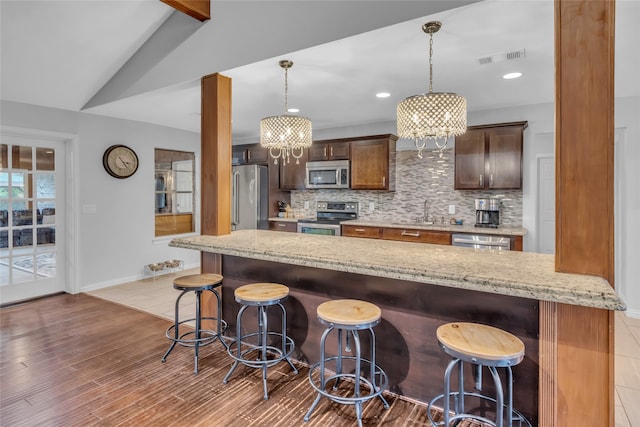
[1,293,450,426]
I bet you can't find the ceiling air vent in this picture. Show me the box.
[477,49,526,65]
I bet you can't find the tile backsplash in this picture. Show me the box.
[290,149,523,227]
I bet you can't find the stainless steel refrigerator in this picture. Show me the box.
[231,164,268,230]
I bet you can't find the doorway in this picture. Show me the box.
[0,132,67,304]
[537,155,555,254]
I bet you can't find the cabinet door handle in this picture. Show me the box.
[479,174,484,187]
[401,231,421,237]
[247,150,251,162]
[324,147,327,157]
[382,176,386,187]
[330,146,334,157]
[354,228,366,232]
[243,151,247,162]
[278,223,286,228]
[490,174,494,186]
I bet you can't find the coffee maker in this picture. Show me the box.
[475,198,500,228]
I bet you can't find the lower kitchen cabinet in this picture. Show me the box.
[382,227,451,245]
[341,224,382,239]
[342,224,522,250]
[268,220,298,233]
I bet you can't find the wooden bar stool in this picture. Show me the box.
[161,273,227,374]
[223,282,298,400]
[427,322,532,426]
[304,299,389,427]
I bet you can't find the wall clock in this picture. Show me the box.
[103,144,139,179]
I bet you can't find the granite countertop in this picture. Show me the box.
[170,230,624,311]
[344,220,527,236]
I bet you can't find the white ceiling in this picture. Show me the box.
[2,0,639,143]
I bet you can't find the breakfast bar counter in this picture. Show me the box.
[170,230,623,310]
[170,230,625,425]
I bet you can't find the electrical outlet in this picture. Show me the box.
[448,205,456,214]
[304,201,309,209]
[369,202,375,211]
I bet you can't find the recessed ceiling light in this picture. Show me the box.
[502,72,523,80]
[287,108,300,113]
[376,92,391,98]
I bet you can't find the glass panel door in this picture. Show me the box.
[0,135,65,304]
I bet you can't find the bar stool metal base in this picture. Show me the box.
[427,322,531,427]
[161,274,227,375]
[223,284,298,400]
[427,360,532,427]
[304,300,389,427]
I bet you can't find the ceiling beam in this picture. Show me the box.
[161,0,210,22]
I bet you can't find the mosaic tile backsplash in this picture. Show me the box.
[290,149,523,227]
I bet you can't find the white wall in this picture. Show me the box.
[1,100,201,292]
[614,96,640,317]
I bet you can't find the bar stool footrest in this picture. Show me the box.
[427,391,532,427]
[225,332,296,368]
[307,355,388,406]
[164,317,228,348]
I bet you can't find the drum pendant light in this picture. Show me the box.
[397,21,467,159]
[260,60,313,165]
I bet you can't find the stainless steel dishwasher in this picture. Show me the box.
[451,233,511,250]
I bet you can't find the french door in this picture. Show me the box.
[0,133,66,304]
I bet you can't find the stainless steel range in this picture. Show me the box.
[297,201,358,236]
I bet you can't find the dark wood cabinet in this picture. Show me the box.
[454,121,527,190]
[341,224,382,239]
[279,151,308,190]
[341,225,522,250]
[268,220,297,233]
[382,227,451,245]
[308,141,350,161]
[232,144,269,165]
[350,134,397,191]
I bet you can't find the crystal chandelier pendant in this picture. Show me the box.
[260,60,312,164]
[396,21,467,159]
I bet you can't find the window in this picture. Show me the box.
[154,149,195,237]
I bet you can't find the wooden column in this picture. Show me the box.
[200,73,232,325]
[542,1,616,425]
[201,73,232,241]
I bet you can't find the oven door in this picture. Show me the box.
[297,222,341,236]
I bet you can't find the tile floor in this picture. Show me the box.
[87,268,640,427]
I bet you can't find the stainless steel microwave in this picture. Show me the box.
[305,160,350,189]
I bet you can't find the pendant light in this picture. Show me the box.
[260,60,312,165]
[397,21,467,159]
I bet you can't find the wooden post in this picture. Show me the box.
[200,73,232,326]
[541,1,616,425]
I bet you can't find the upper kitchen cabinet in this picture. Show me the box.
[454,121,528,190]
[350,134,398,191]
[278,150,308,190]
[232,143,269,165]
[307,140,350,161]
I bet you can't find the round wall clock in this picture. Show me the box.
[103,144,139,179]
